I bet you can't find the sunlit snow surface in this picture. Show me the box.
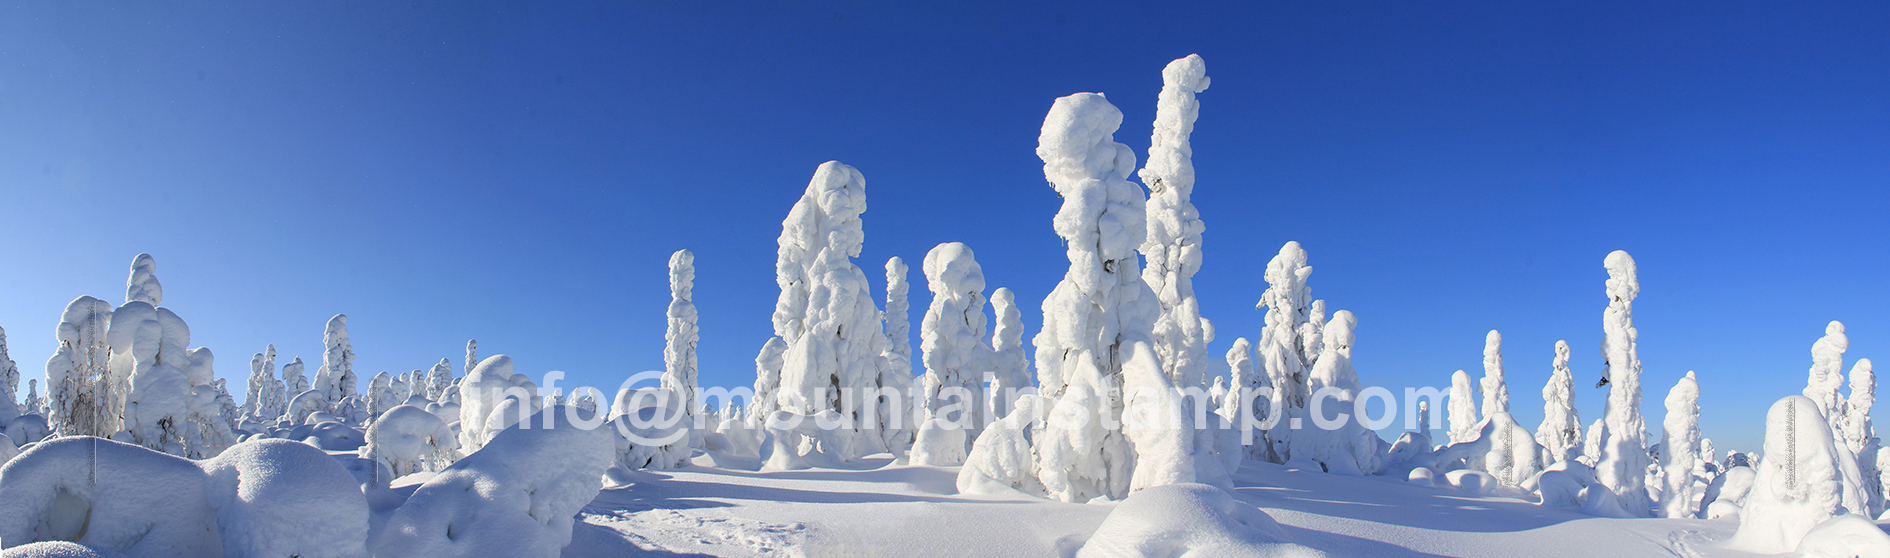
[563,456,1775,558]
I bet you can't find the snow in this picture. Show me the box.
[1480,330,1507,419]
[661,248,701,455]
[0,437,220,557]
[1537,340,1581,464]
[0,542,127,557]
[1294,310,1379,476]
[1076,483,1324,558]
[1794,514,1890,557]
[313,314,357,416]
[456,354,538,454]
[1255,241,1314,463]
[1727,395,1849,553]
[1595,250,1651,517]
[1449,370,1477,444]
[361,404,459,476]
[200,439,370,558]
[0,327,19,427]
[1659,371,1701,518]
[375,406,615,558]
[914,241,990,466]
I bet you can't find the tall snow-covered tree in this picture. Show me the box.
[0,326,19,426]
[988,287,1031,420]
[1840,358,1881,517]
[1480,330,1508,418]
[762,161,894,460]
[1298,310,1380,475]
[111,255,196,454]
[314,314,358,413]
[1224,337,1272,454]
[244,345,286,421]
[748,337,789,423]
[1805,321,1848,422]
[463,339,478,380]
[1537,340,1582,464]
[1594,250,1651,517]
[182,347,237,458]
[913,242,990,466]
[1448,370,1478,444]
[426,358,454,402]
[1025,90,1181,501]
[879,256,915,454]
[24,379,43,419]
[47,295,116,437]
[1660,371,1702,518]
[368,371,396,419]
[283,356,310,398]
[661,249,701,459]
[1729,395,1847,553]
[1140,54,1213,404]
[1255,241,1315,463]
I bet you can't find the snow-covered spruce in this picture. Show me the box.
[1434,411,1542,488]
[1729,395,1850,553]
[912,242,990,467]
[425,358,454,402]
[1294,310,1380,475]
[110,257,198,455]
[1842,358,1883,517]
[1223,337,1275,456]
[1593,250,1651,517]
[283,356,310,400]
[1537,340,1582,464]
[661,249,702,459]
[456,354,538,454]
[0,328,19,429]
[1797,322,1875,519]
[361,404,460,477]
[1659,371,1701,518]
[1255,241,1315,463]
[878,256,915,455]
[374,406,613,558]
[1480,330,1507,419]
[987,287,1032,422]
[313,314,358,416]
[46,295,115,438]
[1447,370,1478,444]
[763,161,893,461]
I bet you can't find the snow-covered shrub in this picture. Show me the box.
[1223,337,1274,460]
[425,358,454,402]
[1659,371,1702,518]
[913,242,990,467]
[1480,330,1507,418]
[1701,465,1756,519]
[284,389,326,425]
[1537,340,1581,464]
[1729,395,1849,553]
[1075,483,1325,558]
[200,438,370,558]
[313,314,358,415]
[1447,370,1477,444]
[361,405,460,476]
[957,395,1046,497]
[1593,250,1651,517]
[6,415,50,447]
[0,437,220,557]
[1295,311,1379,475]
[456,354,537,454]
[307,421,366,452]
[375,406,616,558]
[609,387,690,470]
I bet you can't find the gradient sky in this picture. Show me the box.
[2,1,1884,452]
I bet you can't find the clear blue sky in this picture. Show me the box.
[2,1,1884,452]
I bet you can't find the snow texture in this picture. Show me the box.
[200,439,370,558]
[1537,340,1581,464]
[375,406,614,558]
[1659,371,1701,518]
[1794,514,1890,558]
[1594,250,1650,517]
[0,437,219,557]
[1075,483,1325,558]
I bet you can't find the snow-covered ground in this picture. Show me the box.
[567,455,1778,558]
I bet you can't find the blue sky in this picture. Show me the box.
[1,1,1884,452]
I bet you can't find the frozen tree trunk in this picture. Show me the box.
[315,314,358,415]
[1448,370,1478,444]
[48,295,116,438]
[913,242,991,467]
[1537,340,1582,464]
[1660,371,1702,518]
[764,161,894,461]
[1730,395,1849,553]
[1256,241,1315,463]
[988,287,1032,421]
[1592,250,1652,516]
[1480,330,1507,419]
[660,249,701,464]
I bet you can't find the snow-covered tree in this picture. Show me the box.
[110,255,196,454]
[47,295,116,437]
[368,371,397,419]
[1025,90,1177,502]
[1255,241,1315,463]
[282,356,309,399]
[1538,340,1582,464]
[1594,250,1651,517]
[988,287,1031,421]
[314,314,358,414]
[1806,321,1848,422]
[1660,371,1702,518]
[879,256,915,454]
[748,337,788,423]
[125,253,162,306]
[24,379,44,419]
[1297,310,1380,475]
[1140,53,1213,410]
[1224,337,1273,459]
[423,358,452,402]
[1729,395,1848,553]
[458,354,538,454]
[763,160,894,460]
[1840,358,1881,516]
[1448,370,1478,444]
[661,249,701,457]
[913,242,991,466]
[463,339,478,380]
[1480,330,1507,419]
[0,326,19,426]
[182,348,237,458]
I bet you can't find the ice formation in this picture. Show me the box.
[1659,371,1700,518]
[375,406,614,558]
[1593,250,1650,517]
[1075,483,1325,558]
[1537,340,1581,464]
[913,242,990,466]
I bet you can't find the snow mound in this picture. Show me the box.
[0,542,126,558]
[1795,514,1890,558]
[1076,483,1325,558]
[1729,395,1848,553]
[6,415,49,447]
[374,406,615,558]
[361,404,459,476]
[0,437,219,557]
[200,439,369,558]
